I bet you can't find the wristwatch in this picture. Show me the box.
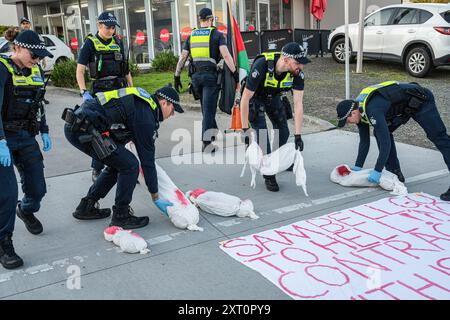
[80,89,88,97]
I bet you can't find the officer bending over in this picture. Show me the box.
[336,81,450,201]
[63,86,183,229]
[240,42,309,192]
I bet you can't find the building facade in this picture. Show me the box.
[1,0,401,65]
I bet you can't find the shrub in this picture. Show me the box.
[129,62,140,77]
[51,59,88,88]
[151,50,178,72]
[0,25,13,38]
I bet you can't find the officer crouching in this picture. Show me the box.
[63,86,183,229]
[336,81,450,201]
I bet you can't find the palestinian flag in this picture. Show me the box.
[218,0,250,115]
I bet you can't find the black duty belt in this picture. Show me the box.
[3,120,39,135]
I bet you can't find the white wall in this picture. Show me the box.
[0,3,18,26]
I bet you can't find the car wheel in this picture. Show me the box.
[331,38,355,64]
[405,47,432,78]
[55,57,68,64]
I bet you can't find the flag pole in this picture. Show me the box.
[344,0,350,99]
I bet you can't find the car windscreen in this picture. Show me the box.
[441,11,450,23]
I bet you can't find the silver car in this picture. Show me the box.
[328,3,450,77]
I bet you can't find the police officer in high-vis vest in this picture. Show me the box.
[336,81,450,201]
[63,86,183,229]
[76,11,133,181]
[174,7,238,153]
[0,30,53,269]
[240,42,309,192]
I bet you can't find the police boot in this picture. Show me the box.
[389,168,405,183]
[263,175,279,192]
[73,197,111,220]
[440,187,450,201]
[110,205,149,230]
[202,141,217,154]
[0,234,24,269]
[16,201,43,235]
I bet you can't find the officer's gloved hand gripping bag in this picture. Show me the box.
[241,137,308,196]
[186,189,259,219]
[330,164,408,196]
[125,142,203,231]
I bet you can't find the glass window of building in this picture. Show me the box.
[244,0,256,31]
[195,0,212,27]
[270,0,280,30]
[127,0,150,64]
[47,1,65,42]
[102,0,128,48]
[214,0,225,31]
[178,0,191,51]
[62,0,82,56]
[282,0,292,29]
[29,5,50,34]
[152,0,176,55]
[80,0,90,39]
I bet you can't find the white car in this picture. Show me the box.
[0,34,74,73]
[328,3,450,77]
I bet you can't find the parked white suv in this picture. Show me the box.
[0,34,74,73]
[328,3,450,77]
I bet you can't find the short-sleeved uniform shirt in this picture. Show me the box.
[77,32,126,67]
[245,54,305,97]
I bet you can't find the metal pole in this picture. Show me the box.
[356,0,366,73]
[344,0,350,99]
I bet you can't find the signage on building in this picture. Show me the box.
[160,28,170,43]
[217,25,227,36]
[136,31,145,45]
[181,27,192,41]
[70,37,78,50]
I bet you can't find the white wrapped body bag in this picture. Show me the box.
[187,189,259,219]
[330,164,408,196]
[103,226,150,254]
[125,142,203,231]
[241,140,308,196]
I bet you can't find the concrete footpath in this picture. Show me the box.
[0,88,448,299]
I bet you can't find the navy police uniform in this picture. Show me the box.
[0,30,53,269]
[63,86,183,229]
[337,81,450,200]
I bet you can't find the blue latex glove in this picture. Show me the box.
[154,198,173,216]
[351,166,362,171]
[82,91,94,101]
[0,140,11,167]
[368,170,382,184]
[41,133,52,152]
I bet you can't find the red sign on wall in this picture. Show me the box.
[136,31,145,45]
[70,37,78,50]
[217,25,227,36]
[180,27,192,41]
[160,28,170,43]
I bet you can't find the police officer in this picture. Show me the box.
[19,17,32,31]
[76,11,133,181]
[63,86,183,229]
[174,7,238,153]
[0,30,53,269]
[240,42,309,192]
[336,81,450,201]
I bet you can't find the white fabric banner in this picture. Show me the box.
[220,193,450,300]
